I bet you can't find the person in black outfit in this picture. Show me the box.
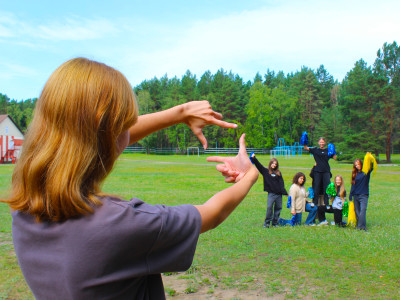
[349,157,374,230]
[250,154,288,227]
[304,137,336,224]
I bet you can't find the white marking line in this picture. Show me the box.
[118,159,400,174]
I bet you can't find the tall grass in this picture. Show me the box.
[1,154,399,299]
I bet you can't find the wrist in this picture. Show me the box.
[174,103,186,124]
[245,166,259,184]
[180,102,195,125]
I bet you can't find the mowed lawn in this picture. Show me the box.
[1,154,400,299]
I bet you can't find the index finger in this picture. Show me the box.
[209,118,238,129]
[206,156,227,163]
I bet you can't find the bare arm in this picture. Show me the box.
[128,101,237,149]
[195,134,259,233]
[304,145,310,151]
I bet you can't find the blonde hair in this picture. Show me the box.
[334,175,346,198]
[3,58,138,222]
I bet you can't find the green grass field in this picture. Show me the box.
[1,154,400,299]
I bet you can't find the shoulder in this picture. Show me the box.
[85,197,201,258]
[289,184,299,192]
[102,197,200,223]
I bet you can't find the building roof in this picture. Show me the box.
[0,114,24,136]
[0,114,7,123]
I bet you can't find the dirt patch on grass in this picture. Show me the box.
[163,274,289,300]
[0,241,13,246]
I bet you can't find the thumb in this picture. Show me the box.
[194,129,207,149]
[238,133,247,155]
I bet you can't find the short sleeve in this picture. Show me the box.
[146,204,202,274]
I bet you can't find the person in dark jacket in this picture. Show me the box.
[250,154,288,227]
[349,157,373,231]
[304,137,336,225]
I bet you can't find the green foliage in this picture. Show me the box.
[244,82,274,148]
[288,67,323,145]
[0,93,36,132]
[373,41,400,162]
[1,41,399,156]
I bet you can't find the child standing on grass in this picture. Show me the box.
[279,172,317,226]
[250,154,287,227]
[0,58,259,300]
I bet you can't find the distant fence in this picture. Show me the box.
[123,146,400,157]
[123,147,271,155]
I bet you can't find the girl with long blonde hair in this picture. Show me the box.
[331,175,346,226]
[2,57,259,299]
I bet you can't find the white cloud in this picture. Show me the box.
[2,0,400,99]
[0,24,14,37]
[0,61,38,80]
[119,0,400,83]
[34,17,118,41]
[0,11,20,37]
[0,12,118,42]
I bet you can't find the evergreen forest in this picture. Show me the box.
[1,41,399,162]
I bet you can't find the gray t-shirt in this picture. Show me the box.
[12,196,202,300]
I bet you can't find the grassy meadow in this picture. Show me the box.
[1,154,400,299]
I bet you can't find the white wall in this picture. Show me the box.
[0,117,24,138]
[0,116,24,159]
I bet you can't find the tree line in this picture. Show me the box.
[1,41,399,162]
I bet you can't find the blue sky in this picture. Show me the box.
[1,0,399,100]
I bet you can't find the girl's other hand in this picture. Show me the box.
[207,134,255,183]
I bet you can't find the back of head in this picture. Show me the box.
[6,58,138,222]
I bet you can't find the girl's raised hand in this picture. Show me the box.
[206,134,255,183]
[183,101,237,149]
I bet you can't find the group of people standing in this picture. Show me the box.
[252,137,374,231]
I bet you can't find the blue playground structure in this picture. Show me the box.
[271,138,304,158]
